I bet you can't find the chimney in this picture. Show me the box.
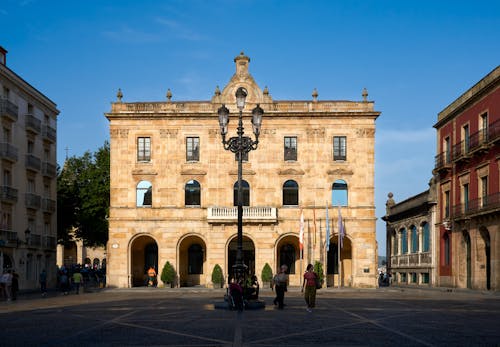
[0,46,7,66]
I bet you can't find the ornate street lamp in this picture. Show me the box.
[218,87,263,281]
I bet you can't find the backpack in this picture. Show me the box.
[314,273,322,289]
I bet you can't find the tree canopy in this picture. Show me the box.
[57,141,110,247]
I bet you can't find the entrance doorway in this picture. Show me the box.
[327,236,352,287]
[130,235,158,287]
[179,235,206,287]
[228,236,255,279]
[480,228,491,290]
[463,231,472,289]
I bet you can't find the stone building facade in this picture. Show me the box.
[382,182,438,287]
[105,53,380,288]
[434,65,500,291]
[0,47,59,289]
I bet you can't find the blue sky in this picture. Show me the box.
[2,0,499,255]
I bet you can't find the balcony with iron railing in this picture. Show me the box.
[0,99,18,122]
[489,118,500,143]
[25,193,41,209]
[207,206,277,223]
[42,198,56,213]
[0,228,17,244]
[25,154,41,171]
[25,114,41,133]
[434,151,452,172]
[0,142,18,162]
[452,140,470,164]
[452,192,500,220]
[29,233,41,247]
[0,185,18,203]
[42,162,57,178]
[43,235,56,249]
[42,124,57,143]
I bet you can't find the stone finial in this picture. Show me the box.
[385,192,395,214]
[263,86,269,96]
[166,88,172,101]
[116,88,123,102]
[312,88,318,102]
[214,85,221,97]
[234,51,250,76]
[362,87,368,102]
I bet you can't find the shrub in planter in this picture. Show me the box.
[261,263,273,286]
[211,264,224,288]
[161,261,176,288]
[314,261,325,286]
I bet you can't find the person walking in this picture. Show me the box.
[39,269,47,297]
[272,264,288,309]
[301,264,317,312]
[72,270,84,294]
[1,270,13,301]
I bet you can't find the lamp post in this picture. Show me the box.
[218,87,263,281]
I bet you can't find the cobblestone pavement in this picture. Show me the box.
[1,286,499,346]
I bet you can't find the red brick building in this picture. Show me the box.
[434,66,499,290]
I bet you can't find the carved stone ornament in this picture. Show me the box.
[306,128,325,137]
[355,128,375,137]
[180,168,207,176]
[160,129,178,138]
[278,168,305,175]
[131,169,157,176]
[327,168,354,176]
[110,129,129,138]
[229,168,256,176]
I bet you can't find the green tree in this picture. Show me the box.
[161,261,176,287]
[211,264,224,287]
[314,261,325,285]
[261,263,273,283]
[57,141,110,246]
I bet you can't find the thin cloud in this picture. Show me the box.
[102,26,161,43]
[377,127,435,144]
[155,17,205,41]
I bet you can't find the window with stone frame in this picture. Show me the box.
[137,137,151,162]
[284,136,297,161]
[333,136,346,161]
[282,180,299,206]
[186,137,199,162]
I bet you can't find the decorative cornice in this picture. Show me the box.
[327,168,354,176]
[229,169,256,175]
[278,168,305,175]
[180,168,207,176]
[131,169,157,176]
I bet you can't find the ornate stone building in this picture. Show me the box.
[434,65,500,290]
[105,53,380,288]
[0,47,59,289]
[383,181,438,286]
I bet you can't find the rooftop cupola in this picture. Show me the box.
[234,51,250,77]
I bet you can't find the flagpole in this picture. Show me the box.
[338,205,342,289]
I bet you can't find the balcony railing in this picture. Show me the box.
[452,140,470,163]
[0,99,18,122]
[434,151,452,171]
[42,124,57,142]
[0,185,18,203]
[490,118,500,143]
[42,162,57,177]
[43,236,56,249]
[207,206,277,223]
[25,193,41,209]
[25,154,41,171]
[390,252,432,268]
[42,198,56,213]
[0,229,17,244]
[29,233,41,247]
[25,114,41,133]
[452,192,500,219]
[0,142,18,162]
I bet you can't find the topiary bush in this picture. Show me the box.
[261,263,273,283]
[314,261,325,285]
[161,261,176,288]
[211,264,224,287]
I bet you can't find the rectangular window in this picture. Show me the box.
[421,273,429,284]
[463,124,469,153]
[463,183,469,212]
[186,137,200,161]
[481,176,488,207]
[444,137,451,163]
[137,137,151,162]
[27,140,34,154]
[28,103,33,114]
[480,112,488,142]
[284,136,297,161]
[3,169,11,186]
[444,191,450,219]
[400,272,407,283]
[411,273,417,283]
[333,136,346,161]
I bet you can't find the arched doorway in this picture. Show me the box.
[2,253,13,270]
[228,236,255,279]
[276,235,300,284]
[130,235,158,287]
[326,235,352,287]
[179,235,206,287]
[479,227,491,290]
[463,231,472,289]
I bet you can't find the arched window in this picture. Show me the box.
[137,181,152,207]
[279,243,296,274]
[400,228,408,254]
[283,180,299,206]
[332,179,348,206]
[233,180,250,206]
[410,225,418,253]
[188,243,204,274]
[422,222,430,252]
[185,180,201,206]
[392,230,398,255]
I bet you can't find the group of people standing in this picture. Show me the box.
[0,269,19,301]
[272,263,320,312]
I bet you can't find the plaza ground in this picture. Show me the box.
[1,286,499,346]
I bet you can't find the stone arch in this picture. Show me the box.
[226,233,256,280]
[459,230,472,289]
[129,234,158,287]
[178,234,207,287]
[327,233,353,287]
